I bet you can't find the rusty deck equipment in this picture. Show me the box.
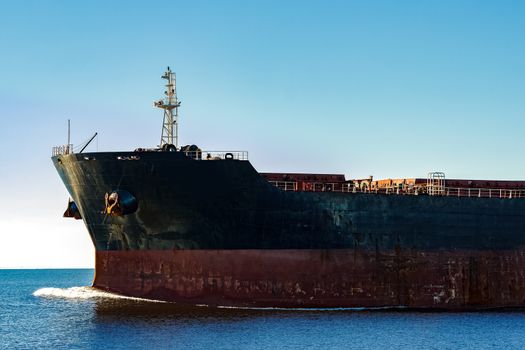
[52,68,525,309]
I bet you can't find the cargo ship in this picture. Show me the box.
[52,68,525,309]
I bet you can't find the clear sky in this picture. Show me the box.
[1,0,524,268]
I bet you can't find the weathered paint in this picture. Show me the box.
[95,248,525,309]
[52,152,525,251]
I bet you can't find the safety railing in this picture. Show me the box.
[184,151,249,161]
[52,144,73,156]
[268,181,525,199]
[271,181,299,191]
[444,187,525,199]
[269,181,352,193]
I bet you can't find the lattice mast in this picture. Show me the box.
[154,67,181,148]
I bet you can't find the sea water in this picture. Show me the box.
[1,269,525,349]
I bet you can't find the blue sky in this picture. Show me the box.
[1,0,524,267]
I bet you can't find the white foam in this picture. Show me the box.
[32,288,406,310]
[33,286,165,303]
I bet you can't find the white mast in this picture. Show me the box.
[155,67,181,148]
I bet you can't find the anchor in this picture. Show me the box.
[103,190,138,216]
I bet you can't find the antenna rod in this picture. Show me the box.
[79,132,98,153]
[67,119,71,154]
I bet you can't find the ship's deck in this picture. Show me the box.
[261,173,525,199]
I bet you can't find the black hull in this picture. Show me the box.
[53,152,525,251]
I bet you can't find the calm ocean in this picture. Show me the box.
[1,269,525,349]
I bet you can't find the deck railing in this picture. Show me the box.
[183,150,249,161]
[52,144,73,156]
[443,187,525,199]
[268,181,525,199]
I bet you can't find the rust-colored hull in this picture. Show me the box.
[94,249,525,309]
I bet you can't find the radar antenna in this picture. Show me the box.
[154,66,181,148]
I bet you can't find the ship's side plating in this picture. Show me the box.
[52,151,525,308]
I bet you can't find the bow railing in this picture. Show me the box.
[52,144,73,156]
